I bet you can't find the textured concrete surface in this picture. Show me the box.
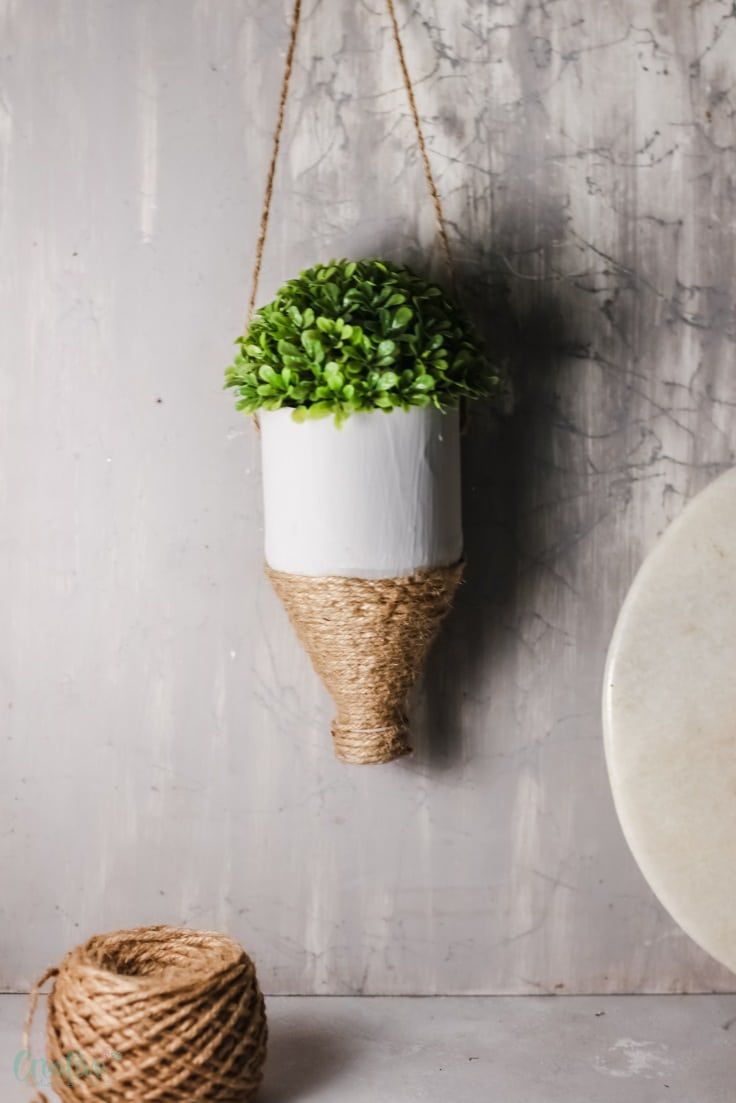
[3,995,736,1102]
[1,1,735,993]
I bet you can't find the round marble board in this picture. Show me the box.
[603,468,736,974]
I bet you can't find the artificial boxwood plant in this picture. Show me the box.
[225,258,499,422]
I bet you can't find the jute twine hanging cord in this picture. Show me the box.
[249,1,463,766]
[23,926,267,1103]
[246,0,454,323]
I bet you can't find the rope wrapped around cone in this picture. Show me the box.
[268,561,463,764]
[25,925,267,1103]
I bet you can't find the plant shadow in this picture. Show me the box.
[257,1015,358,1103]
[408,248,581,770]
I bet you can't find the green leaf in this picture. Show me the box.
[301,329,325,363]
[392,306,413,329]
[323,282,340,306]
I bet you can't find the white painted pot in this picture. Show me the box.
[260,406,462,578]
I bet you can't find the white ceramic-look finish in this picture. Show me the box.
[604,469,736,973]
[260,407,462,577]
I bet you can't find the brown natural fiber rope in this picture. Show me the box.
[22,926,267,1103]
[245,0,453,324]
[268,562,463,764]
[384,0,454,281]
[245,0,303,326]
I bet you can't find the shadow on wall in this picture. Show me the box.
[411,246,581,771]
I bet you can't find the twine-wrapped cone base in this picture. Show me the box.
[36,926,267,1103]
[268,562,463,765]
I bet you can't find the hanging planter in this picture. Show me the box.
[226,259,501,764]
[226,0,502,763]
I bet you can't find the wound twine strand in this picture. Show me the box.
[268,563,463,765]
[23,926,267,1103]
[246,0,454,325]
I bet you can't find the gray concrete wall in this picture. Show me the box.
[1,0,735,994]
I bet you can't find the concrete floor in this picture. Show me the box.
[2,994,735,1101]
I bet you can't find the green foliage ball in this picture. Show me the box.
[225,258,500,422]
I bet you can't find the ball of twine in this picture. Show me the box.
[268,562,463,764]
[24,925,267,1103]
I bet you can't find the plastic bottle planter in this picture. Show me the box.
[226,258,493,762]
[261,405,463,765]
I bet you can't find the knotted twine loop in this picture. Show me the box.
[268,562,464,765]
[245,0,454,327]
[22,926,267,1103]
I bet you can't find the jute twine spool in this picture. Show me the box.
[268,562,463,765]
[23,926,267,1103]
